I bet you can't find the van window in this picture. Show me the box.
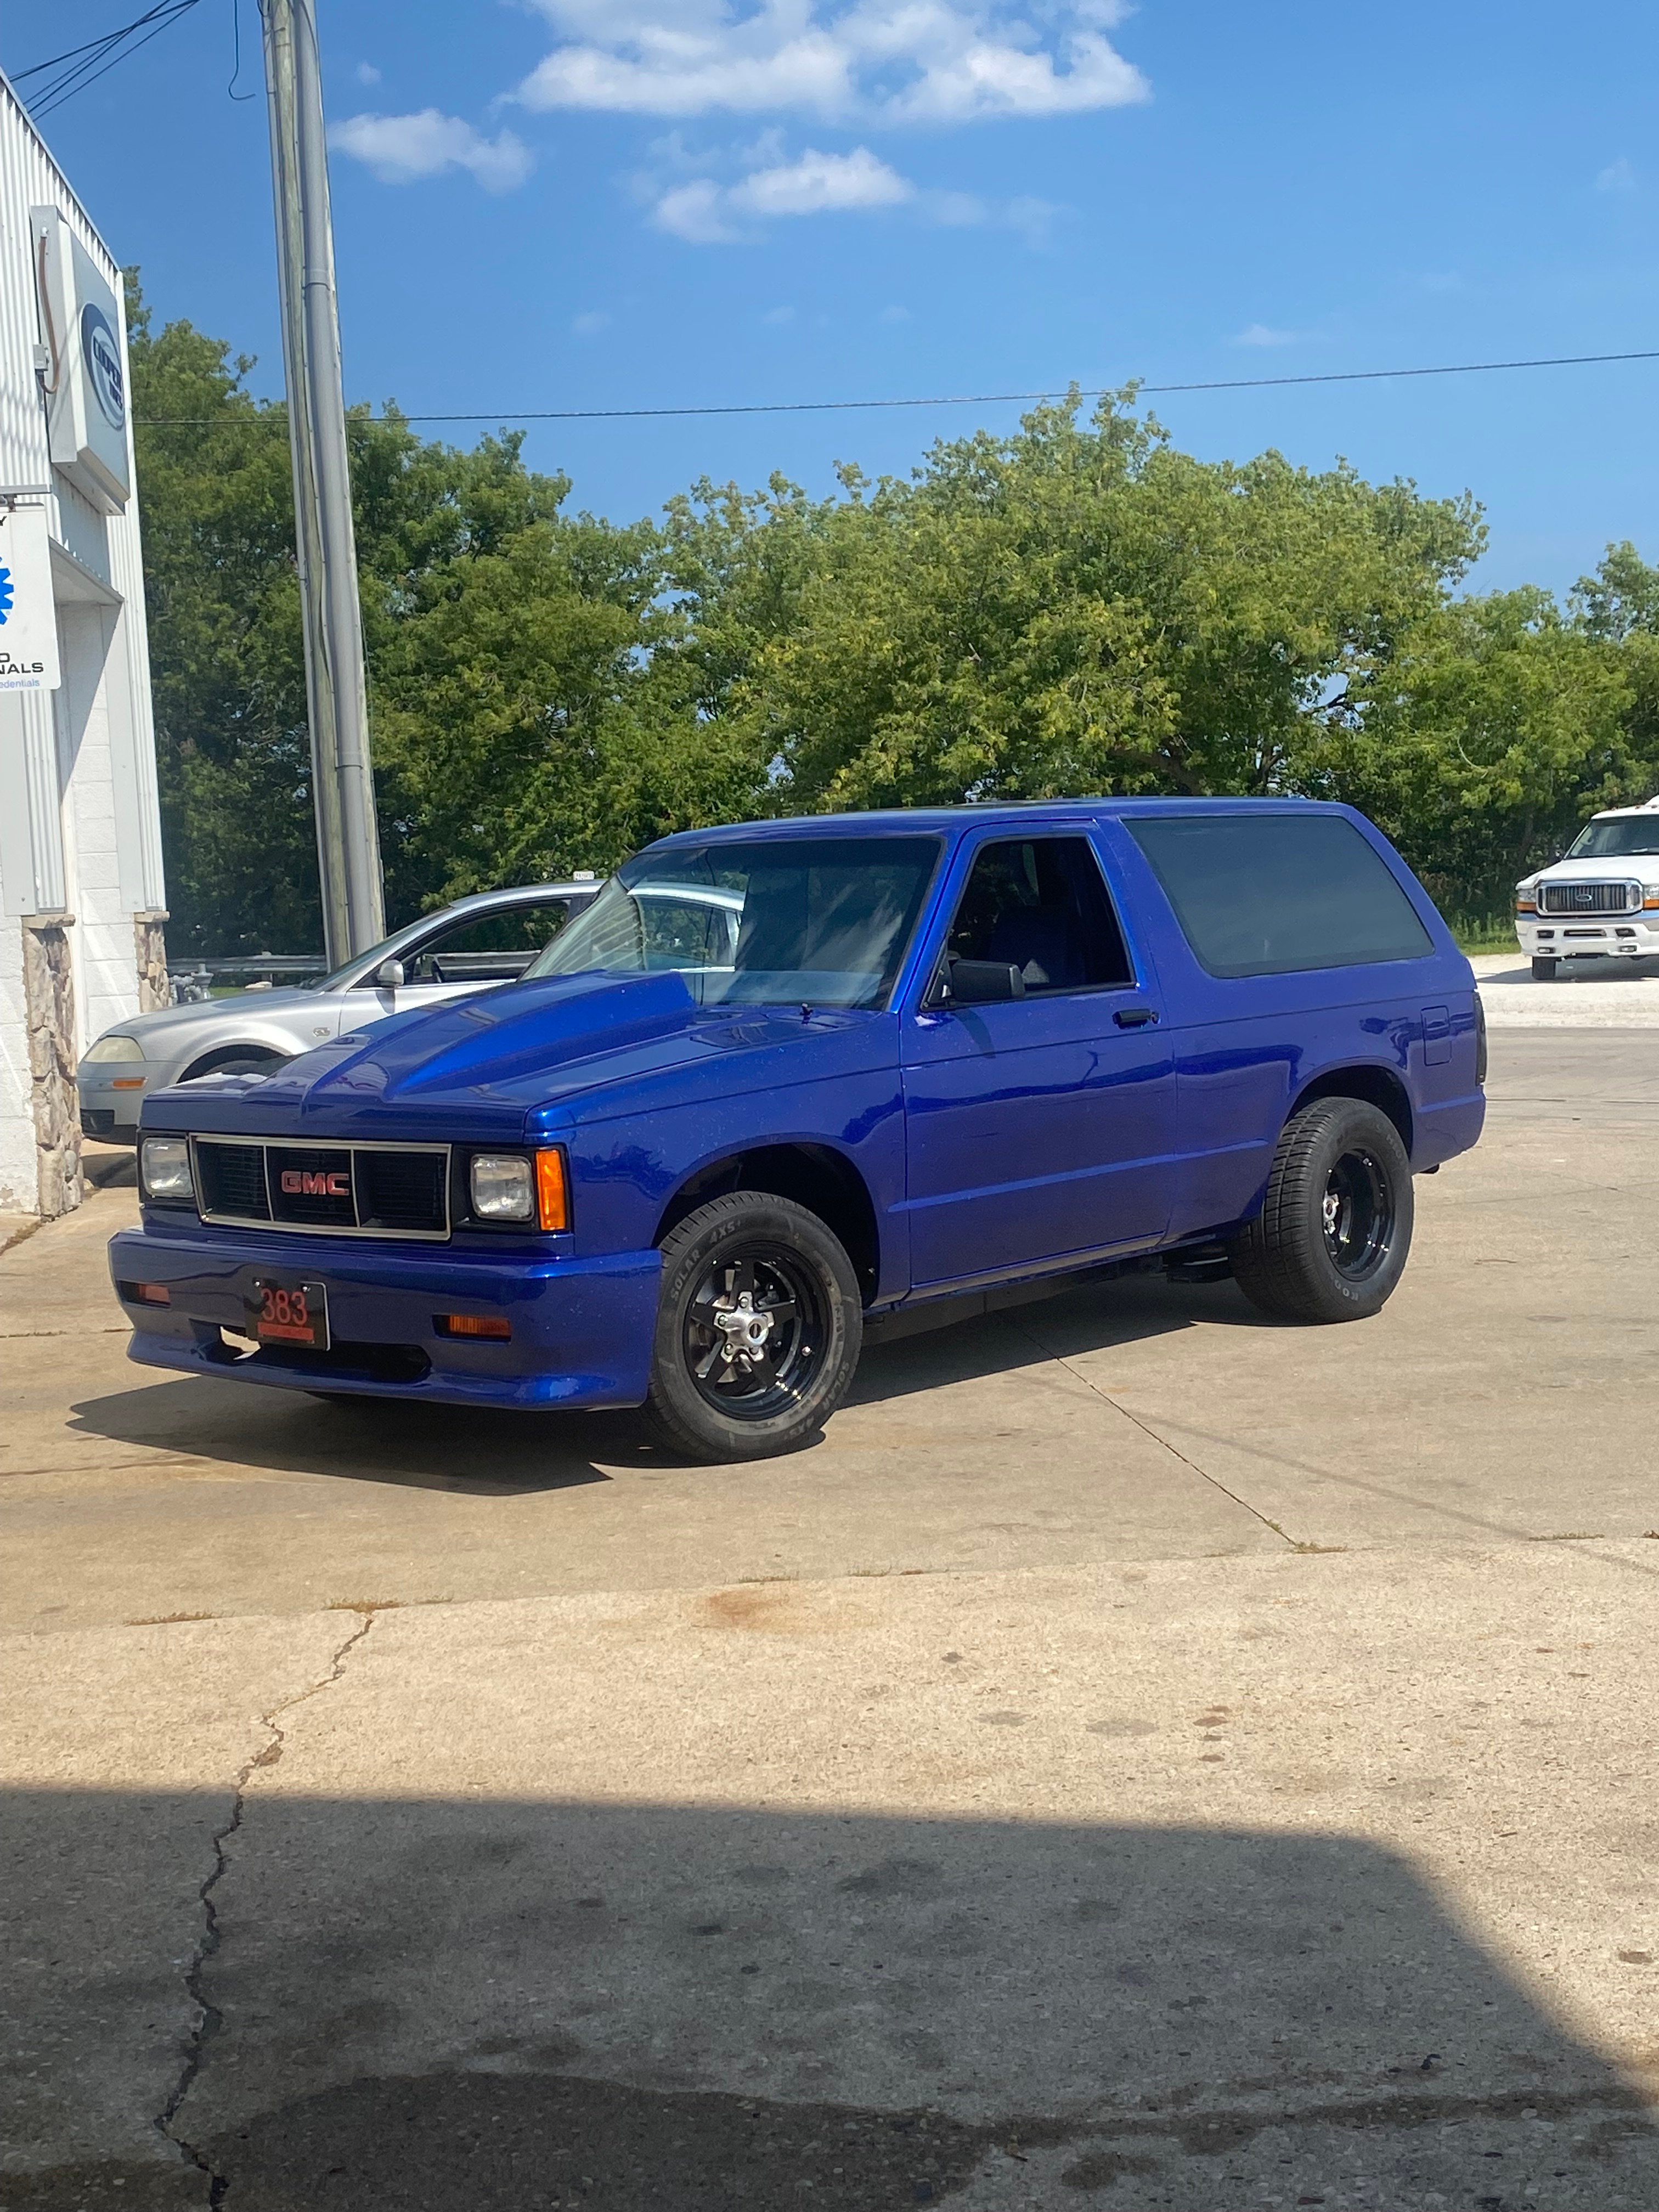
[1125,814,1433,978]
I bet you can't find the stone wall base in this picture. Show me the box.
[135,909,172,1013]
[24,917,81,1219]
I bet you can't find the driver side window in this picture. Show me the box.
[403,902,574,986]
[945,837,1133,995]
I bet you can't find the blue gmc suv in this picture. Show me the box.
[112,802,1486,1462]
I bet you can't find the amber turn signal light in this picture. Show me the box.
[535,1147,570,1232]
[437,1313,511,1340]
[122,1281,171,1306]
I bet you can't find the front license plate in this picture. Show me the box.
[248,1276,330,1351]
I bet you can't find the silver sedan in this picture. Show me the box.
[78,881,600,1143]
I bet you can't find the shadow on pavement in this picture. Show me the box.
[5,1793,1655,2209]
[66,1272,1255,1492]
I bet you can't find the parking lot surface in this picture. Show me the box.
[4,1028,1657,2210]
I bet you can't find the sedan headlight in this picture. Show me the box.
[83,1034,145,1065]
[140,1136,195,1202]
[470,1154,534,1222]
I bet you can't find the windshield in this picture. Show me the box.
[523,836,941,1009]
[304,922,426,992]
[1565,816,1659,860]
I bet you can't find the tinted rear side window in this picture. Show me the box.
[1125,814,1434,978]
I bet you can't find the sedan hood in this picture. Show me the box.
[143,970,864,1143]
[100,986,322,1047]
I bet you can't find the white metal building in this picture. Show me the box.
[0,73,166,1217]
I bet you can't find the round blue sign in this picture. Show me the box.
[81,304,125,432]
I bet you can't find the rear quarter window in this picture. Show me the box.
[1125,814,1434,978]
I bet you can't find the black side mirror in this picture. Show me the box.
[941,959,1026,1005]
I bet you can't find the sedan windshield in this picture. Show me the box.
[1565,817,1659,860]
[523,837,941,1009]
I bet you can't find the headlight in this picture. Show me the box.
[140,1136,195,1201]
[83,1034,145,1064]
[470,1154,534,1221]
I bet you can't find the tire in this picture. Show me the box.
[1228,1098,1414,1325]
[1531,956,1559,982]
[643,1192,863,1462]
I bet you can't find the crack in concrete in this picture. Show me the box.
[153,1609,376,2204]
[1014,1318,1300,1550]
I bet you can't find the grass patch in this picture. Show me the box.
[1450,912,1520,955]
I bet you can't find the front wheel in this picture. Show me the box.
[1531,956,1559,981]
[1228,1099,1414,1324]
[644,1192,862,1462]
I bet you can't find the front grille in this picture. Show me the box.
[196,1140,270,1221]
[1539,881,1638,915]
[356,1148,447,1233]
[80,1108,116,1137]
[269,1146,356,1229]
[190,1137,449,1239]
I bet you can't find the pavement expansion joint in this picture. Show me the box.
[1012,1315,1304,1550]
[153,1608,379,2199]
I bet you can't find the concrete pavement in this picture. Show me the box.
[4,1031,1657,2209]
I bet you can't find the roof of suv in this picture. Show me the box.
[646,798,1345,850]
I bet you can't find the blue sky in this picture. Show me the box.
[15,0,1659,595]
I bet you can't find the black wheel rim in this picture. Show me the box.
[1321,1147,1395,1281]
[682,1245,828,1423]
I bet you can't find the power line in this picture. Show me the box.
[132,343,1659,431]
[14,0,204,120]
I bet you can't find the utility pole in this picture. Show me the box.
[259,0,385,963]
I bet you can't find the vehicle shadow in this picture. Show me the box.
[851,1271,1273,1412]
[7,1789,1656,2208]
[67,1274,1261,1491]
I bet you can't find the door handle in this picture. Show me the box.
[1113,1006,1159,1028]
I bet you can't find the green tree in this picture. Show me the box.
[659,393,1483,814]
[1314,588,1639,915]
[128,280,731,952]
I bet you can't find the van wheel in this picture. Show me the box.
[1531,956,1558,981]
[1228,1099,1413,1325]
[644,1193,862,1462]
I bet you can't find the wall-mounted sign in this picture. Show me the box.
[0,506,62,693]
[30,206,131,516]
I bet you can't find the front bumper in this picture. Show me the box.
[1517,915,1659,960]
[78,1063,170,1139]
[109,1222,662,1409]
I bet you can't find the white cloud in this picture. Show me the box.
[1233,323,1300,348]
[571,310,612,336]
[330,110,534,192]
[761,303,796,323]
[654,144,913,239]
[1596,156,1636,193]
[516,1,1148,125]
[355,61,382,86]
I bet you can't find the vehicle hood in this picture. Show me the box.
[94,987,321,1051]
[142,970,891,1143]
[1525,856,1659,885]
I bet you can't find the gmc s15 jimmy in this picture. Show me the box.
[111,802,1486,1461]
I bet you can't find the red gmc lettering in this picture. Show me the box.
[280,1170,349,1197]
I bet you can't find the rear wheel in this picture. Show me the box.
[1531,956,1559,981]
[1228,1098,1414,1324]
[644,1192,862,1462]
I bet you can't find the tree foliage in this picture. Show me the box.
[129,285,1659,950]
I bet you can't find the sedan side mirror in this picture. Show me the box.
[940,958,1026,1005]
[375,958,404,990]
